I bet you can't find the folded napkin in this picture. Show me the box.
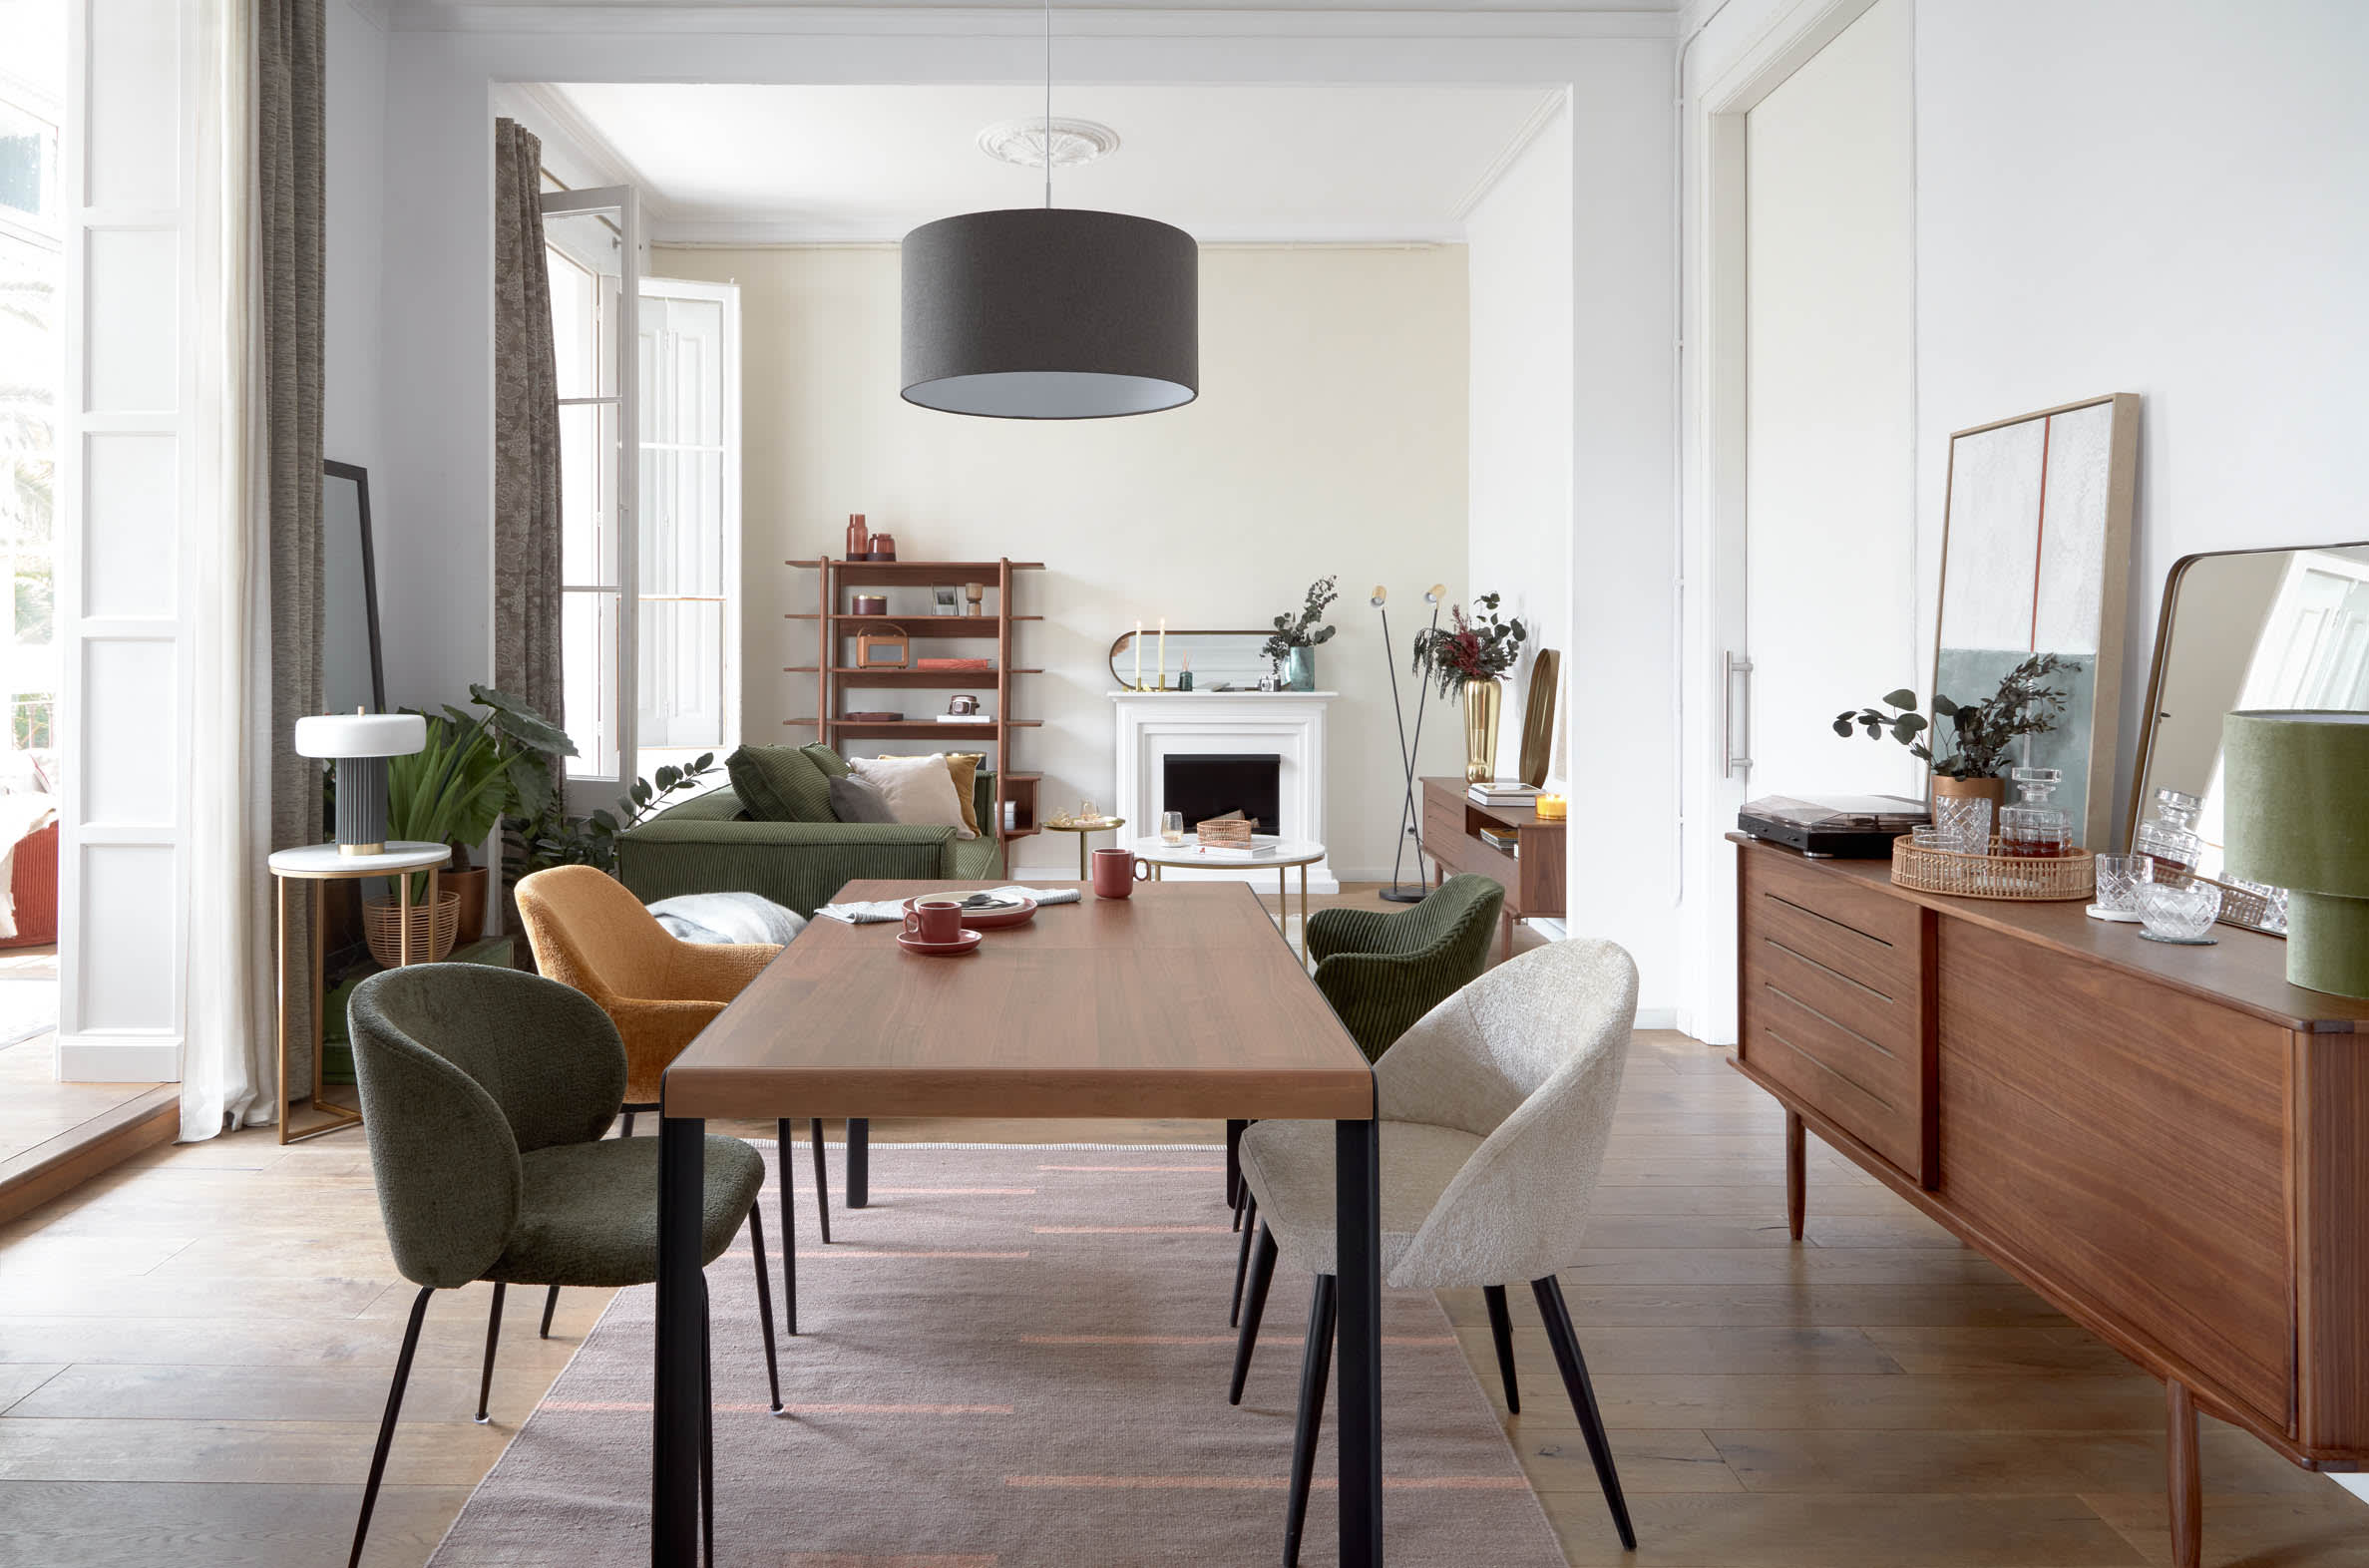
[815,885,1082,926]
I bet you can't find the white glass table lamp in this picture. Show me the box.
[294,711,426,855]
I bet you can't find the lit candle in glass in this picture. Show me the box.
[1133,620,1143,690]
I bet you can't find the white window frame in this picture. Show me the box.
[539,184,638,813]
[635,274,740,772]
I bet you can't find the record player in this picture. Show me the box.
[1737,793,1930,859]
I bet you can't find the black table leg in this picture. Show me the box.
[1225,1117,1246,1209]
[1336,1114,1382,1566]
[847,1118,870,1208]
[653,1114,705,1566]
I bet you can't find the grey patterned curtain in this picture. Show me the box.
[260,0,325,1102]
[493,120,564,724]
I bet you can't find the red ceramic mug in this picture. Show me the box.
[904,896,965,943]
[1091,847,1153,899]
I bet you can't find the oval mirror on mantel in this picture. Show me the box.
[1106,629,1290,692]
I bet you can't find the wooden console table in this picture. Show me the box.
[1420,777,1564,960]
[1729,832,2369,1568]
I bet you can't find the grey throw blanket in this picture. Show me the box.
[814,885,1083,926]
[647,892,808,947]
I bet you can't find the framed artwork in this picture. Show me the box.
[1933,392,2140,849]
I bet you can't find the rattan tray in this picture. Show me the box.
[1890,837,2095,902]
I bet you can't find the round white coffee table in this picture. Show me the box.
[1126,835,1326,964]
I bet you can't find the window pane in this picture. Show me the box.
[544,209,620,402]
[559,399,618,588]
[637,448,722,598]
[640,294,724,447]
[562,588,618,778]
[637,596,723,749]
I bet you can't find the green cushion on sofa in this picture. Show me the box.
[800,743,851,780]
[726,744,835,823]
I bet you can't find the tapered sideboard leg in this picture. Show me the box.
[2168,1379,2201,1568]
[1783,1111,1805,1242]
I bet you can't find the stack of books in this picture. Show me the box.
[915,657,993,671]
[1467,779,1541,807]
[1185,838,1280,861]
[1478,826,1520,854]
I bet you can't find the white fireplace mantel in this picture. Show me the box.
[1108,690,1340,894]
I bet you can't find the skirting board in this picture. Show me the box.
[56,1032,184,1082]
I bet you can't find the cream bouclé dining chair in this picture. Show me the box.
[1230,938,1641,1566]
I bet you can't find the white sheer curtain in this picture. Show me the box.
[181,0,275,1138]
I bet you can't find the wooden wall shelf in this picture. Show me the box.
[787,558,1041,843]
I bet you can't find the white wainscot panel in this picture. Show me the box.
[76,842,178,1033]
[84,432,178,617]
[82,638,176,827]
[85,228,178,413]
[85,0,180,209]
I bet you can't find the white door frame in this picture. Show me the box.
[1677,0,1890,1043]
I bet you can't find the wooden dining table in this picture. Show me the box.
[649,879,1385,1565]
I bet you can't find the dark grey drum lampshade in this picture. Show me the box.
[901,207,1198,419]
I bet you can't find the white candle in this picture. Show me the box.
[1134,620,1143,690]
[1158,618,1168,691]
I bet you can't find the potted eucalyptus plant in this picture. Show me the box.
[1835,652,2073,813]
[1263,577,1339,692]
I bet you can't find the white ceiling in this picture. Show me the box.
[536,82,1568,244]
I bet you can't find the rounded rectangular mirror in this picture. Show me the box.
[1106,629,1290,692]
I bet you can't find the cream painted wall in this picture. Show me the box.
[1466,103,1573,790]
[652,242,1472,879]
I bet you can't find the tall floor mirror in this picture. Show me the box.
[2128,541,2369,932]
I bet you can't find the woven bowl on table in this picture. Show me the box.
[1890,836,2096,902]
[362,890,462,967]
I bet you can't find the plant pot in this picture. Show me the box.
[1462,676,1503,783]
[362,891,461,968]
[444,866,489,947]
[1284,645,1315,692]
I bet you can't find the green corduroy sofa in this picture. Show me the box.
[614,746,1005,918]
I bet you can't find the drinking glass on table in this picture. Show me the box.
[1161,810,1185,846]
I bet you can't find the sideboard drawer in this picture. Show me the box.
[1738,846,1933,1184]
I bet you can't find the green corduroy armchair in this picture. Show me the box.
[615,773,1005,918]
[1307,874,1507,1062]
[343,963,782,1568]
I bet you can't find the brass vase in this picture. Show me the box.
[1461,676,1503,783]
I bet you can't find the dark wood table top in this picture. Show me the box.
[1729,832,2369,1033]
[661,880,1376,1120]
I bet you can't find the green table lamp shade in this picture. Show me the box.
[2221,710,2369,998]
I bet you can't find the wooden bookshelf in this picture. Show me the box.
[785,557,1044,843]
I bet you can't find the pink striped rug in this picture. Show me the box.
[430,1142,1564,1567]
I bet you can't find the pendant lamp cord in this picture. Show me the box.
[1043,0,1053,207]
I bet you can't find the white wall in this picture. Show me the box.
[1466,102,1573,790]
[324,0,386,473]
[1742,0,1918,799]
[653,242,1471,879]
[1913,0,2369,830]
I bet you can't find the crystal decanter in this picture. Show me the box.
[1999,766,2072,858]
[2133,787,2204,884]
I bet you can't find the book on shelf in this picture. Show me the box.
[934,713,990,723]
[1478,827,1520,853]
[915,657,993,671]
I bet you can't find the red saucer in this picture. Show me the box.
[897,928,982,958]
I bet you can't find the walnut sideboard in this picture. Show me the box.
[1420,776,1565,961]
[1729,833,2369,1568]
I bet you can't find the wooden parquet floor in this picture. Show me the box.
[0,890,2362,1565]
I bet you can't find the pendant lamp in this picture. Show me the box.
[900,0,1198,419]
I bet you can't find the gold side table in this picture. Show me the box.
[1044,817,1125,878]
[267,840,450,1145]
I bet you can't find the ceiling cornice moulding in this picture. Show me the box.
[390,5,1678,40]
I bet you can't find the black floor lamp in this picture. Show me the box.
[1376,585,1442,903]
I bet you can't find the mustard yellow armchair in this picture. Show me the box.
[515,865,838,1333]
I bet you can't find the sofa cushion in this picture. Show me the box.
[849,754,972,839]
[726,744,834,824]
[952,831,1005,880]
[828,773,897,825]
[800,743,851,781]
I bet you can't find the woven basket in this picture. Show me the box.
[1890,836,2095,902]
[362,890,461,967]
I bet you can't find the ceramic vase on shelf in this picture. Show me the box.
[1461,676,1502,783]
[1284,646,1315,691]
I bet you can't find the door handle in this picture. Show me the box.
[1723,651,1755,778]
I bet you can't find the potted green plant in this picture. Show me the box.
[502,751,719,884]
[1411,592,1528,782]
[1262,577,1339,691]
[1835,652,2073,813]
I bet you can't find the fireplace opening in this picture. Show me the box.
[1162,753,1282,838]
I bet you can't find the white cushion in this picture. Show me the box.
[848,754,973,839]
